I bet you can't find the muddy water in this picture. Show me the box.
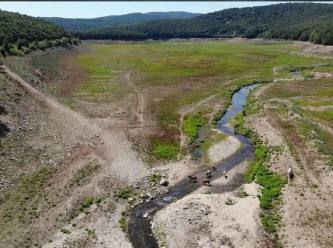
[128,84,258,248]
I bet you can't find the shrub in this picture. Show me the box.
[79,196,94,212]
[114,187,134,199]
[119,211,128,232]
[60,228,71,234]
[148,174,162,184]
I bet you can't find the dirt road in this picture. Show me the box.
[2,65,147,183]
[124,71,145,126]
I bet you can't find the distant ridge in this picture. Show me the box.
[42,12,202,32]
[76,3,333,45]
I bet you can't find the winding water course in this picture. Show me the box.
[128,84,259,248]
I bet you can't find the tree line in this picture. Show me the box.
[76,3,333,45]
[0,10,80,56]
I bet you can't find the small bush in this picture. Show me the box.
[60,228,71,234]
[79,197,94,212]
[114,187,134,199]
[148,174,162,184]
[85,228,97,240]
[225,198,236,205]
[9,46,24,56]
[119,211,128,232]
[71,163,100,187]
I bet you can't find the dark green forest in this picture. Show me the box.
[77,3,333,45]
[42,12,201,32]
[1,2,332,57]
[0,10,79,56]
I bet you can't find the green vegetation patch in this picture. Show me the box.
[0,166,54,224]
[114,187,135,200]
[76,49,127,102]
[294,99,332,107]
[295,109,333,168]
[151,138,179,160]
[119,210,128,232]
[68,196,97,220]
[244,127,286,242]
[183,114,206,144]
[148,174,162,184]
[80,196,94,211]
[312,109,333,122]
[234,96,286,245]
[70,162,101,187]
[0,166,55,246]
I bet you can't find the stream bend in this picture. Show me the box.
[128,84,259,248]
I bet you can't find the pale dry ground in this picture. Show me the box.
[208,135,241,164]
[3,65,147,183]
[294,41,333,58]
[155,155,198,185]
[153,178,262,248]
[249,87,333,248]
[43,200,131,248]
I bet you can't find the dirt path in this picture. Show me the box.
[1,65,147,183]
[124,71,145,126]
[178,94,216,159]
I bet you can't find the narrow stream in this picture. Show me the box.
[128,84,258,248]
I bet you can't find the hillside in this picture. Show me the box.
[77,3,333,45]
[42,12,201,32]
[0,10,77,56]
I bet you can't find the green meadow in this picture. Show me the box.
[75,40,333,159]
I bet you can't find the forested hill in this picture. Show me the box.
[0,10,78,56]
[77,3,333,45]
[42,12,201,32]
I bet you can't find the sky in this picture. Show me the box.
[0,1,303,18]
